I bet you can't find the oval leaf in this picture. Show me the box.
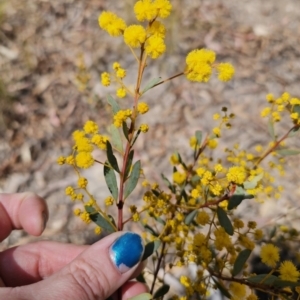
[232,249,252,276]
[276,149,300,156]
[85,206,116,233]
[129,293,153,300]
[247,274,278,285]
[109,124,123,153]
[228,186,254,210]
[161,173,175,193]
[268,119,275,140]
[142,240,162,260]
[217,206,234,235]
[153,284,170,299]
[243,173,264,190]
[195,130,202,146]
[185,210,198,225]
[106,141,120,173]
[124,160,141,199]
[107,94,120,114]
[212,278,231,299]
[273,280,300,288]
[124,150,134,180]
[104,162,118,201]
[142,77,161,93]
[122,121,129,141]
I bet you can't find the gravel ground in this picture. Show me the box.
[1,2,300,293]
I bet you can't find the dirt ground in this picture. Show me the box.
[0,0,300,259]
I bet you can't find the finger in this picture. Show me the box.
[0,241,87,286]
[121,281,149,300]
[0,193,48,241]
[2,232,145,300]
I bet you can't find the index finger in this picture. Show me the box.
[0,193,48,242]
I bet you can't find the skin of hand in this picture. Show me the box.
[0,193,148,300]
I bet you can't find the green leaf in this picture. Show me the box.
[176,152,187,170]
[142,77,161,93]
[124,150,134,180]
[276,149,300,156]
[136,273,146,283]
[228,186,254,210]
[153,284,170,299]
[154,216,166,225]
[288,126,300,138]
[124,160,141,199]
[85,206,116,233]
[142,240,162,260]
[217,206,234,235]
[128,293,153,300]
[185,210,198,225]
[144,224,159,237]
[106,141,120,173]
[243,172,264,190]
[108,124,123,153]
[247,274,278,285]
[269,226,277,239]
[122,121,129,141]
[232,249,252,276]
[195,130,202,146]
[131,129,141,147]
[107,94,120,114]
[161,173,175,193]
[293,104,300,114]
[273,280,300,288]
[268,119,275,140]
[104,162,118,201]
[212,278,231,299]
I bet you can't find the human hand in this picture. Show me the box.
[0,193,147,300]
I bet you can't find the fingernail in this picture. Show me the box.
[110,232,144,273]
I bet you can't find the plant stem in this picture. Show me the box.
[150,242,166,294]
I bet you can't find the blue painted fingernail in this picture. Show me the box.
[110,232,144,273]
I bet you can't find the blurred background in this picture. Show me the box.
[0,0,300,251]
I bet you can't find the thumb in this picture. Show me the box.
[6,232,145,300]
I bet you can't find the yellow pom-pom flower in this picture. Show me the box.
[153,0,172,18]
[98,11,126,37]
[77,177,88,188]
[145,36,166,59]
[116,68,126,79]
[83,120,98,134]
[260,243,280,267]
[137,102,149,114]
[116,87,127,98]
[75,152,94,168]
[279,261,300,282]
[148,20,166,38]
[216,62,235,82]
[140,124,149,132]
[101,72,110,86]
[124,25,146,48]
[134,0,157,21]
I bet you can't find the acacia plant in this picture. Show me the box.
[58,1,300,299]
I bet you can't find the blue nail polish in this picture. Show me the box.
[110,232,144,273]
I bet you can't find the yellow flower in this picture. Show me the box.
[279,261,300,282]
[113,109,132,127]
[216,62,235,81]
[173,171,186,185]
[57,156,65,165]
[148,20,166,38]
[94,226,102,235]
[266,93,274,103]
[186,48,216,65]
[145,35,166,59]
[124,25,146,48]
[134,0,157,21]
[77,177,88,188]
[226,166,246,185]
[260,244,280,267]
[170,153,179,165]
[101,72,110,86]
[116,87,127,98]
[98,11,126,37]
[140,124,149,133]
[137,102,149,114]
[196,210,210,225]
[229,282,246,298]
[213,113,220,120]
[260,107,271,117]
[207,139,218,149]
[83,120,98,134]
[112,62,120,70]
[212,127,221,137]
[153,0,172,18]
[105,196,114,206]
[73,208,81,216]
[116,68,126,79]
[247,294,258,300]
[75,152,94,168]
